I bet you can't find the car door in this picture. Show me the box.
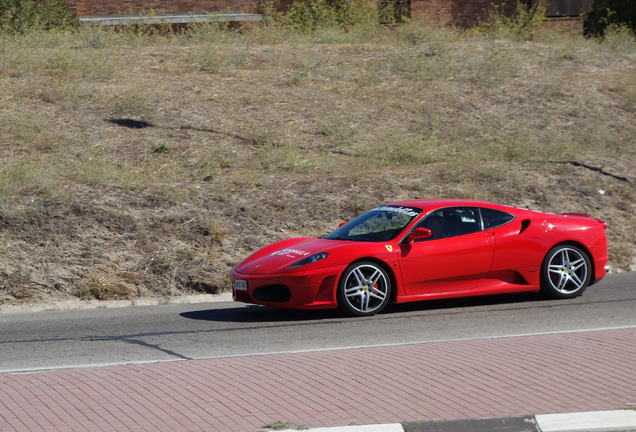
[397,207,494,295]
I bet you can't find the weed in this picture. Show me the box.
[77,27,120,49]
[198,214,226,243]
[46,46,117,79]
[387,45,453,81]
[188,21,240,44]
[358,132,438,166]
[459,46,516,87]
[155,144,171,154]
[109,87,153,118]
[596,24,636,54]
[611,73,636,108]
[262,420,288,430]
[480,0,548,41]
[188,46,224,72]
[79,281,132,300]
[176,249,197,260]
[318,110,356,144]
[2,233,10,277]
[280,0,373,33]
[396,21,461,45]
[291,71,309,85]
[0,0,78,34]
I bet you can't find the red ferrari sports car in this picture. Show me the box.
[231,199,608,316]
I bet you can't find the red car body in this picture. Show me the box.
[231,199,608,316]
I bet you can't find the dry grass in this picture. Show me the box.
[0,22,634,304]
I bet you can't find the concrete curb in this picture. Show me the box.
[536,410,636,432]
[0,292,234,315]
[280,410,636,432]
[281,425,404,432]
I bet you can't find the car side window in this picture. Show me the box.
[414,207,482,241]
[480,208,515,229]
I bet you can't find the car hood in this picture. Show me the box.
[234,237,341,275]
[234,237,392,276]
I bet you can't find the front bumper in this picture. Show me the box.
[231,266,344,310]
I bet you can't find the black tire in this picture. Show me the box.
[540,244,591,299]
[338,261,391,316]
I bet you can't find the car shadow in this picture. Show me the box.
[387,291,547,314]
[180,305,346,323]
[181,291,548,323]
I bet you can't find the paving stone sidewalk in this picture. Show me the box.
[1,328,634,432]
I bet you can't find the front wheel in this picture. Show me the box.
[338,261,391,316]
[540,244,591,299]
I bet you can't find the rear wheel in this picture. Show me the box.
[540,244,591,299]
[338,262,391,316]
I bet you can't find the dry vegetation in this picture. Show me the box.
[0,20,634,306]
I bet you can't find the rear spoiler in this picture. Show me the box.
[559,213,607,230]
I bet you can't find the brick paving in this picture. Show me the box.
[0,328,635,432]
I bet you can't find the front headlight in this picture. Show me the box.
[288,252,329,269]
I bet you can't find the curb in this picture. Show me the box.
[278,410,636,432]
[536,410,636,432]
[0,292,234,315]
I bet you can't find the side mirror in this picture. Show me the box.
[406,227,431,243]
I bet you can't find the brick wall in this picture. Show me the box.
[66,0,260,16]
[411,0,516,27]
[543,17,584,35]
[66,0,520,27]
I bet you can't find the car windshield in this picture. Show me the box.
[325,205,422,242]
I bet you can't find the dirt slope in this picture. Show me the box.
[0,29,634,306]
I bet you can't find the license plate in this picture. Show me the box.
[233,279,247,291]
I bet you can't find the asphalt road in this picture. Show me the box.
[1,272,634,374]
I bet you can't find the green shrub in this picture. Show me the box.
[0,0,78,33]
[584,0,636,38]
[597,24,636,53]
[395,21,461,45]
[479,0,548,41]
[274,0,377,33]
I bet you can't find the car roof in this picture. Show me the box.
[386,199,517,214]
